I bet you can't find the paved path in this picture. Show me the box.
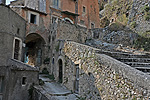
[34,74,78,100]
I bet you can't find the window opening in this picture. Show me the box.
[83,6,86,13]
[52,17,57,23]
[14,39,20,60]
[58,59,63,83]
[75,64,79,93]
[22,77,27,85]
[30,14,36,24]
[91,23,95,29]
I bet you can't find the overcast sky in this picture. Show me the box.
[6,0,15,5]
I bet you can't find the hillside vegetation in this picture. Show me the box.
[99,0,150,51]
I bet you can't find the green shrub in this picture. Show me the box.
[117,14,128,25]
[55,43,59,52]
[43,58,50,64]
[100,17,110,28]
[39,79,45,85]
[130,21,137,28]
[143,5,150,12]
[144,14,150,21]
[41,68,49,74]
[133,32,150,51]
[28,84,34,100]
[109,22,125,31]
[45,74,55,80]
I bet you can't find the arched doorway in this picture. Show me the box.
[58,59,63,83]
[25,33,46,67]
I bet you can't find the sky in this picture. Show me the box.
[6,0,15,5]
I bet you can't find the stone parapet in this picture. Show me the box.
[63,41,150,100]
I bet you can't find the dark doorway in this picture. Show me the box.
[58,59,63,83]
[75,64,79,93]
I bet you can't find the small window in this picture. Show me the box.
[80,20,85,25]
[83,6,86,13]
[91,23,95,29]
[17,28,20,35]
[14,39,20,60]
[22,77,27,85]
[111,19,114,22]
[52,58,54,64]
[52,17,57,23]
[74,64,79,93]
[30,14,36,24]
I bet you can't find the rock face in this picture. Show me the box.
[129,0,150,34]
[99,0,133,26]
[99,0,150,34]
[87,26,137,52]
[98,0,150,51]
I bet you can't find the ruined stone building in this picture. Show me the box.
[0,4,38,100]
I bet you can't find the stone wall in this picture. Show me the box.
[47,21,90,74]
[0,59,39,100]
[0,5,26,66]
[63,41,150,100]
[90,27,137,47]
[56,21,89,43]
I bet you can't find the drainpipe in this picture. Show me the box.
[75,0,78,25]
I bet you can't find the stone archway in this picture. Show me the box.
[25,33,46,67]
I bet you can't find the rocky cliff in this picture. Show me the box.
[98,0,150,51]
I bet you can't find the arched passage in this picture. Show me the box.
[58,59,63,83]
[25,33,46,67]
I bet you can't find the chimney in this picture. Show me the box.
[0,0,6,5]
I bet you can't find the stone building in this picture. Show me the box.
[9,0,100,68]
[1,0,150,100]
[0,4,39,100]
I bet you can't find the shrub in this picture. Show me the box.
[143,5,150,12]
[144,14,150,21]
[41,68,49,74]
[100,17,110,28]
[130,21,136,28]
[109,22,125,31]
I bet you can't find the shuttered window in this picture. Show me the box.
[14,39,20,60]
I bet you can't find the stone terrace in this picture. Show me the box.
[96,50,150,75]
[64,41,150,99]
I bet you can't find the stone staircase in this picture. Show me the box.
[33,74,78,100]
[96,50,150,75]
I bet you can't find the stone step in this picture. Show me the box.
[124,62,150,67]
[116,58,150,63]
[135,67,150,74]
[96,50,150,58]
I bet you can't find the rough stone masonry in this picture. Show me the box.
[63,41,150,100]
